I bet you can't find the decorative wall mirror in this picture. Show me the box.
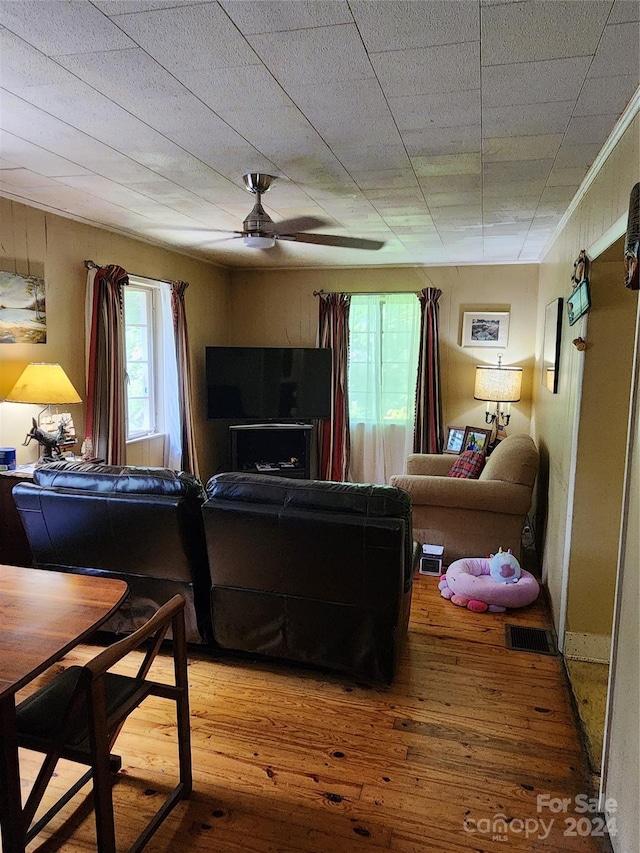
[543,298,563,393]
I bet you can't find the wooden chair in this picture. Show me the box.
[15,594,191,852]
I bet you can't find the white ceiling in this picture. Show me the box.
[0,0,638,269]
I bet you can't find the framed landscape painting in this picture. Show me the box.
[0,270,46,343]
[462,425,492,454]
[462,312,509,347]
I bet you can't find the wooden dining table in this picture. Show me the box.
[0,564,128,853]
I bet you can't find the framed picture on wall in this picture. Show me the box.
[461,312,509,347]
[543,298,563,393]
[444,426,466,454]
[462,425,492,454]
[567,279,590,326]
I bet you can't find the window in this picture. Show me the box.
[347,293,420,483]
[124,282,158,439]
[348,293,420,425]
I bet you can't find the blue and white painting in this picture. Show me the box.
[0,270,46,343]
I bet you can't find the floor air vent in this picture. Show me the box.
[505,625,557,655]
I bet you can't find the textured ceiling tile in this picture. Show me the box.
[0,130,91,177]
[574,74,639,116]
[425,191,483,210]
[0,0,135,55]
[563,114,625,146]
[181,65,294,116]
[0,29,74,89]
[372,42,479,98]
[111,3,260,73]
[608,0,640,23]
[482,101,573,138]
[483,134,563,162]
[482,57,591,107]
[483,179,546,198]
[419,174,482,194]
[95,1,196,14]
[220,0,352,34]
[248,24,374,88]
[402,125,481,157]
[587,22,640,79]
[335,145,409,173]
[412,153,481,178]
[0,168,63,189]
[56,48,187,104]
[351,168,420,190]
[481,0,610,65]
[389,89,481,131]
[351,0,478,52]
[553,142,603,168]
[363,187,425,204]
[484,159,554,184]
[546,166,590,187]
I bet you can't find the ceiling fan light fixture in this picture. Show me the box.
[244,234,276,249]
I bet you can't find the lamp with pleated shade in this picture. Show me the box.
[473,355,522,427]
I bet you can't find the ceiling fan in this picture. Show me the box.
[210,173,385,251]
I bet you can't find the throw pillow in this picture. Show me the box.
[447,449,486,479]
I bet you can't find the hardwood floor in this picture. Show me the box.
[12,575,614,853]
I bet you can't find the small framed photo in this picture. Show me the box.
[444,426,466,454]
[567,279,591,326]
[462,312,510,347]
[462,425,492,454]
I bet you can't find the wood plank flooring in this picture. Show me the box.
[10,575,614,853]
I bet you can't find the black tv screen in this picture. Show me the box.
[206,346,332,420]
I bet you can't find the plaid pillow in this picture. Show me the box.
[447,449,486,479]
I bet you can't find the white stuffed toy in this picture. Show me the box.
[489,548,521,584]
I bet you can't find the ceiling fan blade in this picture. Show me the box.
[278,232,385,250]
[272,216,330,235]
[150,226,245,239]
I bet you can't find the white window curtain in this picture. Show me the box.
[159,283,182,469]
[348,293,420,484]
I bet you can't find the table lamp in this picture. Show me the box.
[474,355,522,427]
[5,363,82,460]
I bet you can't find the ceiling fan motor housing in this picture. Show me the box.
[243,200,275,236]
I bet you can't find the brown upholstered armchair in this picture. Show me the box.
[389,433,539,566]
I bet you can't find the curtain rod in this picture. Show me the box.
[313,288,421,297]
[84,259,175,287]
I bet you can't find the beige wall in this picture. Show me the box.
[229,263,539,445]
[0,198,231,482]
[533,115,640,632]
[566,256,637,636]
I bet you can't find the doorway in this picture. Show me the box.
[563,237,638,776]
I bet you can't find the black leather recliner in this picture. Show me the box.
[12,461,212,644]
[202,473,419,683]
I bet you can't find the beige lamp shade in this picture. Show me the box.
[474,364,522,403]
[5,363,82,405]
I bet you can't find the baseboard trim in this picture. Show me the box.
[564,632,612,664]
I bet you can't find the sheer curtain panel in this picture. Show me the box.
[348,293,420,484]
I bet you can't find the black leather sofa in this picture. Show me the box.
[12,462,212,644]
[202,473,419,683]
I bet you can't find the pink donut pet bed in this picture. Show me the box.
[439,553,540,613]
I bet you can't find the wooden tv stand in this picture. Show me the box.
[229,423,316,479]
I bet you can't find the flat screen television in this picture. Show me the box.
[206,346,332,420]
